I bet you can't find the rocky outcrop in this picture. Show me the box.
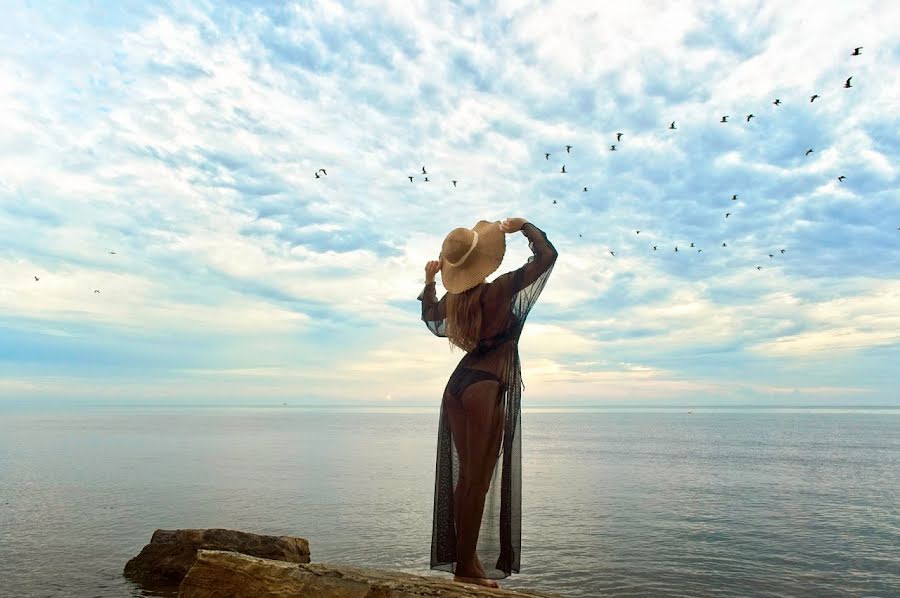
[178,549,566,597]
[124,528,310,589]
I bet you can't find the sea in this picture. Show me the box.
[1,404,898,598]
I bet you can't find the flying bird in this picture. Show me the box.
[757,266,762,270]
[653,245,658,251]
[852,47,862,55]
[769,254,774,258]
[844,77,852,88]
[698,249,702,253]
[94,289,100,293]
[732,194,738,201]
[422,166,427,174]
[108,251,116,255]
[773,98,781,105]
[721,116,729,122]
[674,246,679,252]
[616,133,623,141]
[635,230,640,234]
[561,165,566,173]
[408,176,413,182]
[810,94,819,102]
[34,276,39,281]
[314,171,320,178]
[726,212,731,218]
[610,145,616,151]
[424,177,429,181]
[780,249,785,254]
[690,242,695,248]
[566,145,572,153]
[318,169,327,175]
[545,153,550,160]
[579,234,583,238]
[746,114,754,122]
[806,148,814,156]
[838,175,846,182]
[553,199,557,204]
[669,121,676,129]
[452,180,457,187]
[583,187,588,192]
[609,251,615,256]
[722,243,727,247]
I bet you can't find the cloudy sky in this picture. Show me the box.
[1,0,898,406]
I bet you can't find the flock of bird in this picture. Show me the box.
[382,45,877,273]
[33,47,885,290]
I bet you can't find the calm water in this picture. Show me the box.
[1,404,898,597]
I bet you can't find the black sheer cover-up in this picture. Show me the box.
[417,222,558,580]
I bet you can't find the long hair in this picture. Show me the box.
[445,281,484,353]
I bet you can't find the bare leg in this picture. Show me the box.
[451,380,504,589]
[442,392,468,543]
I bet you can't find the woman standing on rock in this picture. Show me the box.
[418,217,558,588]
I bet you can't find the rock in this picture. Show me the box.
[178,549,566,597]
[124,528,310,589]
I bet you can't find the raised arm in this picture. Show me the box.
[487,221,558,321]
[417,281,447,337]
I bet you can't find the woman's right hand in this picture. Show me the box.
[500,217,528,234]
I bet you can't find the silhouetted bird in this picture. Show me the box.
[583,187,588,192]
[838,175,846,182]
[609,251,615,256]
[422,166,427,174]
[721,116,729,122]
[806,148,814,156]
[424,177,429,181]
[553,199,557,204]
[616,133,623,141]
[746,114,754,122]
[769,254,774,258]
[315,172,320,178]
[698,249,702,253]
[852,47,862,55]
[610,145,616,151]
[636,230,640,234]
[108,251,116,255]
[408,176,413,182]
[675,246,679,252]
[726,212,731,218]
[452,180,457,187]
[34,276,39,281]
[579,234,583,238]
[732,194,738,200]
[545,153,550,160]
[722,243,727,247]
[757,266,762,270]
[653,245,658,251]
[94,289,100,293]
[318,169,327,175]
[844,77,852,88]
[561,165,566,173]
[669,121,676,129]
[566,145,572,153]
[773,98,781,105]
[690,242,695,248]
[780,249,785,253]
[810,94,819,102]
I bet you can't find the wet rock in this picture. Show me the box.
[124,528,310,590]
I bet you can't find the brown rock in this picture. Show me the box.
[124,528,310,590]
[178,549,566,597]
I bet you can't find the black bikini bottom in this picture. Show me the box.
[444,367,506,405]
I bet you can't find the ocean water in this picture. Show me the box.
[1,404,898,598]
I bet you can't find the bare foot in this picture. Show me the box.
[453,574,501,589]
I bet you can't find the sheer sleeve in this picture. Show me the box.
[488,222,558,322]
[417,281,447,337]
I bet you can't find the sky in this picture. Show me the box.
[1,0,898,406]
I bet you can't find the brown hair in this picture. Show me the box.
[445,281,485,352]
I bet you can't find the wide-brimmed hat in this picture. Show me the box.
[439,220,505,294]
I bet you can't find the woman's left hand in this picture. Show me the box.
[424,259,442,281]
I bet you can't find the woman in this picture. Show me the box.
[418,217,558,588]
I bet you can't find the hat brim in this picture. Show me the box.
[440,220,506,294]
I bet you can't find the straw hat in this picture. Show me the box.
[439,220,506,294]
